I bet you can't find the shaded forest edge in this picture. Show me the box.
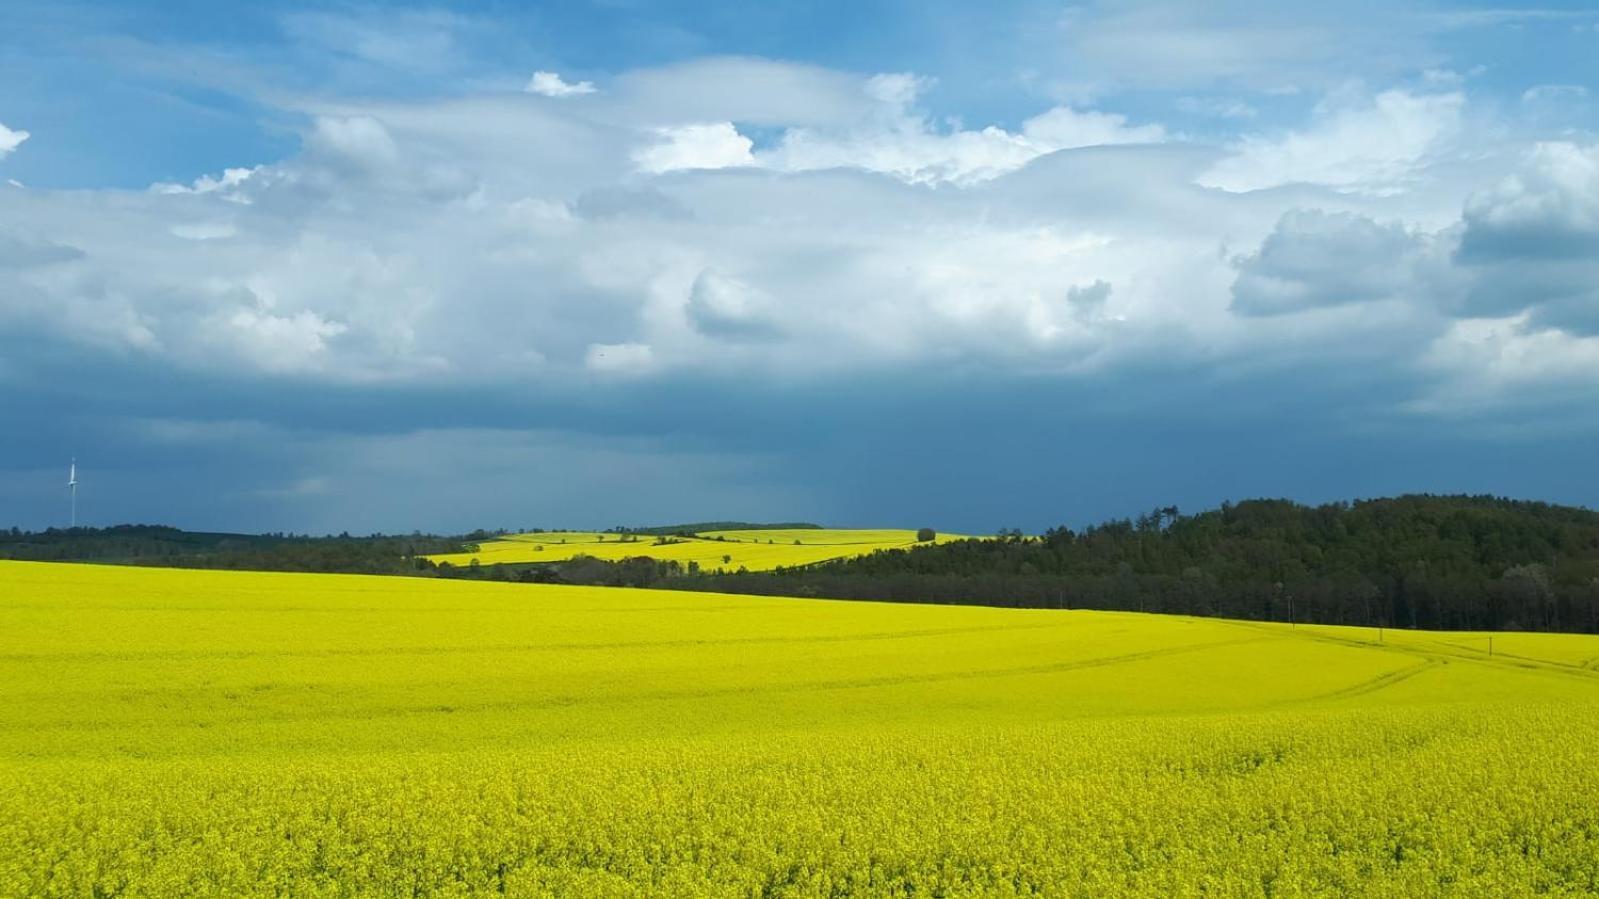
[4,496,1599,633]
[664,496,1599,633]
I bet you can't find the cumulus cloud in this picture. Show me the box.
[1231,210,1431,315]
[685,270,781,340]
[0,122,30,158]
[634,122,755,173]
[526,71,597,97]
[203,306,348,375]
[1415,316,1599,412]
[757,74,1165,186]
[153,167,260,199]
[1458,142,1599,261]
[1211,138,1599,409]
[1453,142,1599,333]
[306,115,402,170]
[1198,89,1463,194]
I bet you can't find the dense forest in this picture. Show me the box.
[0,525,460,575]
[655,497,1599,633]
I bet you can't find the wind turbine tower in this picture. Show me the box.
[68,458,78,528]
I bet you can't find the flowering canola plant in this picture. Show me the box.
[424,528,975,570]
[3,560,1599,896]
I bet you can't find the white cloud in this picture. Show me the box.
[1415,315,1599,412]
[0,122,30,158]
[613,61,1163,186]
[1198,89,1463,194]
[762,102,1164,186]
[152,166,259,198]
[1453,142,1599,334]
[204,307,348,375]
[526,71,597,97]
[307,115,401,169]
[1,55,1593,420]
[1020,106,1166,149]
[633,122,754,173]
[863,72,929,107]
[1459,142,1599,258]
[685,270,781,340]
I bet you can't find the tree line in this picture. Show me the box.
[649,496,1599,633]
[0,525,461,576]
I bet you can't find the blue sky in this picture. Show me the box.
[2,0,1599,533]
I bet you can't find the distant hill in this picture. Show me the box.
[673,496,1599,634]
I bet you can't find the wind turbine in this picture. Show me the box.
[68,458,78,528]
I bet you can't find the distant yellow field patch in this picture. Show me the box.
[425,527,977,571]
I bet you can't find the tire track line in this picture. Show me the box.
[0,636,1273,734]
[1221,619,1599,685]
[0,622,1075,664]
[1303,659,1443,702]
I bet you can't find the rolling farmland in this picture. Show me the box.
[4,560,1599,896]
[424,528,976,571]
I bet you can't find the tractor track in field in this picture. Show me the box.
[1408,641,1599,682]
[3,636,1273,734]
[1304,659,1445,702]
[0,621,1073,664]
[1219,619,1599,686]
[1426,643,1597,672]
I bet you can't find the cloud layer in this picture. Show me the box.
[5,62,1590,397]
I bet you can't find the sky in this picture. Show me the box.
[2,0,1599,535]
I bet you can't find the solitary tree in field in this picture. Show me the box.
[917,528,936,542]
[722,554,732,565]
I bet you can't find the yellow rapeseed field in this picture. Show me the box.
[424,527,975,571]
[4,560,1599,896]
